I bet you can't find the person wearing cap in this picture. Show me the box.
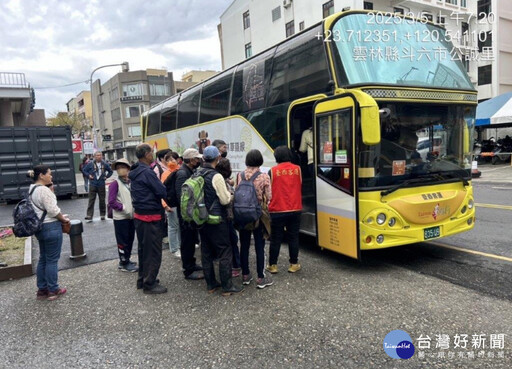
[129,144,169,294]
[83,151,113,221]
[173,148,204,280]
[108,158,138,273]
[198,145,243,296]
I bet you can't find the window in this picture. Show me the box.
[317,109,353,194]
[231,48,275,114]
[123,83,144,97]
[268,26,331,107]
[478,65,492,85]
[299,21,305,31]
[478,0,491,19]
[113,128,123,141]
[286,20,295,38]
[478,31,492,53]
[177,85,201,128]
[422,13,433,22]
[272,6,281,22]
[245,43,252,59]
[125,106,140,118]
[363,2,373,10]
[160,98,178,132]
[149,83,170,96]
[461,0,467,7]
[111,107,121,122]
[322,1,334,18]
[445,0,457,5]
[437,16,446,26]
[200,71,232,122]
[243,11,250,29]
[110,87,119,102]
[462,22,469,46]
[147,108,161,136]
[394,7,404,15]
[128,125,141,137]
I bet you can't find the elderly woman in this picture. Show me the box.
[28,165,70,301]
[108,158,137,272]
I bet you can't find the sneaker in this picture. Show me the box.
[242,273,253,285]
[162,237,169,244]
[221,285,244,296]
[266,264,278,274]
[207,282,221,294]
[100,216,105,221]
[47,287,67,301]
[36,289,49,300]
[195,243,200,249]
[257,275,274,289]
[288,263,301,273]
[143,284,167,294]
[118,262,138,273]
[232,269,241,278]
[172,250,181,258]
[84,216,92,222]
[185,271,204,280]
[137,279,159,290]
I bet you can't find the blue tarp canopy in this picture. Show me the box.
[476,92,512,127]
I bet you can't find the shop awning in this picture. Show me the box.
[476,92,512,127]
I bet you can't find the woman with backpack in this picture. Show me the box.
[161,151,181,257]
[235,149,273,289]
[27,165,70,301]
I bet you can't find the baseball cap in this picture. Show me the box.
[182,148,203,160]
[202,145,221,160]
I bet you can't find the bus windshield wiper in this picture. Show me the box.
[380,177,430,198]
[432,171,469,187]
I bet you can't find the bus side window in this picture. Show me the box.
[147,108,161,137]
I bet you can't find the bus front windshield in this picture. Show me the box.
[332,13,474,90]
[358,104,476,189]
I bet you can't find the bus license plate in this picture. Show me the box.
[424,226,440,240]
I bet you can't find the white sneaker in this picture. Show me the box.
[173,250,181,258]
[162,237,169,245]
[195,244,200,249]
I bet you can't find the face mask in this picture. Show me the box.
[221,152,228,158]
[117,168,128,177]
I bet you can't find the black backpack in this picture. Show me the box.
[164,171,179,208]
[12,186,47,237]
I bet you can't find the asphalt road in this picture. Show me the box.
[0,179,511,367]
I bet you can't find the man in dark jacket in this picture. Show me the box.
[129,144,168,294]
[174,148,204,280]
[83,151,113,221]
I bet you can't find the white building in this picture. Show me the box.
[219,0,510,102]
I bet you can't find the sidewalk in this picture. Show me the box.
[473,163,512,184]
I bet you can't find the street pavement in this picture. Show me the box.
[0,167,511,368]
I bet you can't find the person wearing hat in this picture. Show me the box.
[198,145,242,295]
[108,158,138,273]
[173,148,205,280]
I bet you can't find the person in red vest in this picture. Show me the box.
[266,146,302,274]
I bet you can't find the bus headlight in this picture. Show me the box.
[388,218,396,227]
[468,199,474,209]
[367,217,374,224]
[461,206,467,214]
[376,235,384,244]
[376,213,386,225]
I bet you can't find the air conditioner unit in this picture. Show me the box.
[283,0,292,9]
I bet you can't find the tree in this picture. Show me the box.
[47,112,91,136]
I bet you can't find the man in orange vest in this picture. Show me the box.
[266,146,303,274]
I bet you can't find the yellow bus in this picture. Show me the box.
[141,10,477,260]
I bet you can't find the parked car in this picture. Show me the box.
[416,136,443,161]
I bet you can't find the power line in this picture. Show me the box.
[33,79,90,89]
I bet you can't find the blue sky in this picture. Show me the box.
[0,0,233,115]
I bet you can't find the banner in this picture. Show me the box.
[72,139,83,153]
[83,140,94,155]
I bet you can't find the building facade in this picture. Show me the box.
[0,72,35,127]
[219,0,508,101]
[91,69,175,161]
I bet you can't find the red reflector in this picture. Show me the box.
[365,236,372,243]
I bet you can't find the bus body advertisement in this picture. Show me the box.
[141,11,477,260]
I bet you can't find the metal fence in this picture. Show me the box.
[0,72,28,88]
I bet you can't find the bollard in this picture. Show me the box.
[68,220,86,259]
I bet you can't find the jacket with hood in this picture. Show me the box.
[128,161,168,215]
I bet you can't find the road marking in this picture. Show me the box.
[491,187,512,190]
[476,203,512,210]
[428,241,512,263]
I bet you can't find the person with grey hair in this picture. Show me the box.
[83,151,113,221]
[129,144,169,294]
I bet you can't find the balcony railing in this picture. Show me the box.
[0,72,29,88]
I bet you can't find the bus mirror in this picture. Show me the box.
[463,123,469,154]
[361,106,381,146]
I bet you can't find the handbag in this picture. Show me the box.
[62,221,71,234]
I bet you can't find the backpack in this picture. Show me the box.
[163,170,179,208]
[12,186,47,237]
[233,171,262,227]
[180,170,221,226]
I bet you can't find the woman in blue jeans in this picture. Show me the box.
[28,165,70,301]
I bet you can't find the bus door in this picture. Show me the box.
[314,95,359,260]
